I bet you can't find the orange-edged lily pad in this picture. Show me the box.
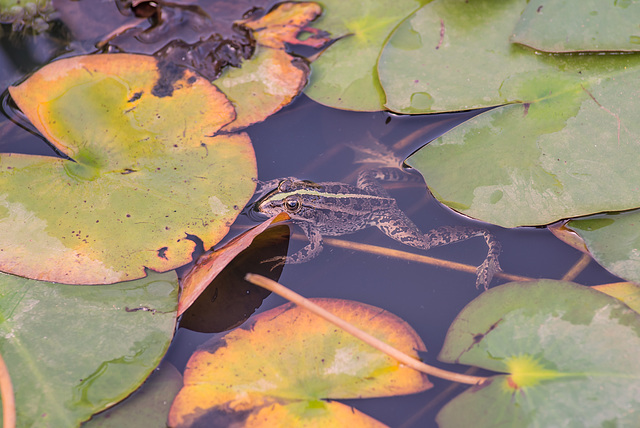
[178,212,289,316]
[219,2,329,131]
[4,53,256,284]
[169,298,431,427]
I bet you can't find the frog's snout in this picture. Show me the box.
[242,201,266,221]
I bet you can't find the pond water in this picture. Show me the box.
[165,95,622,427]
[0,4,627,428]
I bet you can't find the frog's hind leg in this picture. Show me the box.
[376,216,502,289]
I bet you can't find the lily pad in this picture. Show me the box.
[303,0,424,111]
[437,280,640,427]
[0,270,178,427]
[4,53,256,284]
[389,0,640,227]
[565,210,640,284]
[593,281,640,314]
[511,0,640,53]
[83,361,183,428]
[178,212,289,316]
[217,1,325,131]
[169,298,431,427]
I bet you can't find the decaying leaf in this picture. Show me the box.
[219,1,330,131]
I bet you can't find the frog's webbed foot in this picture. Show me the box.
[382,223,503,289]
[348,134,403,169]
[475,255,502,290]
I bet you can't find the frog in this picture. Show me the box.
[249,168,502,289]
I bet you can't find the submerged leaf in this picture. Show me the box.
[438,280,640,427]
[83,361,183,428]
[169,299,430,427]
[0,270,178,427]
[4,54,256,283]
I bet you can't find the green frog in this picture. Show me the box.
[250,168,501,289]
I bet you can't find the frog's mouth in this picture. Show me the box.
[241,200,270,222]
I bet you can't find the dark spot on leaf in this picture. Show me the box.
[121,168,137,174]
[157,247,169,260]
[537,5,543,13]
[127,91,143,102]
[523,103,530,117]
[152,59,185,98]
[187,76,197,84]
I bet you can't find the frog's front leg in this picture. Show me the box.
[262,222,324,267]
[376,214,501,289]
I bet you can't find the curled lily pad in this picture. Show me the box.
[178,212,289,316]
[5,54,257,284]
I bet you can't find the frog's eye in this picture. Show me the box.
[283,196,301,213]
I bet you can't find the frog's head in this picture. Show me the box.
[251,178,323,221]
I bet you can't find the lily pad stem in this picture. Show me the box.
[245,273,489,386]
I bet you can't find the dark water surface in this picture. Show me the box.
[167,96,622,427]
[0,10,624,428]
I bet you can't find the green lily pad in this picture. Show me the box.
[437,280,640,427]
[379,0,542,113]
[388,0,640,226]
[511,0,640,53]
[0,270,178,427]
[83,361,183,428]
[168,298,431,427]
[565,210,640,284]
[304,0,424,111]
[4,54,257,284]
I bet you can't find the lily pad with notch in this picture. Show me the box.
[3,53,257,284]
[437,280,640,427]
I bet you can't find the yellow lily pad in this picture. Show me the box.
[4,53,257,284]
[169,298,431,427]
